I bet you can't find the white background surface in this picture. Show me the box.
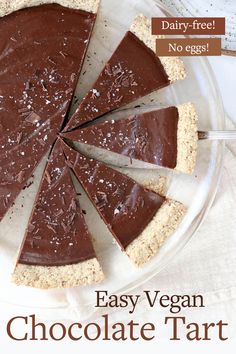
[1,1,236,352]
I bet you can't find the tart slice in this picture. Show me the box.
[0,117,65,222]
[0,1,99,220]
[62,141,186,267]
[12,140,104,289]
[64,14,186,131]
[63,103,198,174]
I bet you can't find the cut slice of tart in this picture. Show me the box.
[12,140,104,289]
[64,14,186,131]
[0,1,99,220]
[62,141,186,267]
[63,103,198,174]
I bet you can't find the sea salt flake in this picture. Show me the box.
[114,208,120,215]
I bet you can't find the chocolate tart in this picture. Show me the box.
[12,140,104,289]
[63,103,198,174]
[62,141,186,267]
[64,14,186,131]
[0,0,99,220]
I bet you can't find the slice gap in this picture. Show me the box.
[62,140,187,267]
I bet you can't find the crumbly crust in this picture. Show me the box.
[126,199,186,267]
[12,258,104,289]
[142,175,167,196]
[0,0,100,17]
[176,102,198,174]
[130,14,186,82]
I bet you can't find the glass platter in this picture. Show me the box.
[0,0,225,321]
[158,0,236,55]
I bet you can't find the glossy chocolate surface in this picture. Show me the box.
[63,107,178,168]
[0,4,96,220]
[65,31,170,131]
[62,141,165,250]
[19,141,96,266]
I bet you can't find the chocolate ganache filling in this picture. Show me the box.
[0,4,96,220]
[65,31,170,131]
[63,106,179,168]
[62,141,165,250]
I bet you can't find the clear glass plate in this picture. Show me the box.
[0,0,225,321]
[158,0,236,55]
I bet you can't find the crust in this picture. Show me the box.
[176,102,198,174]
[142,176,167,196]
[126,199,186,267]
[130,14,186,82]
[12,258,104,289]
[0,0,100,17]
